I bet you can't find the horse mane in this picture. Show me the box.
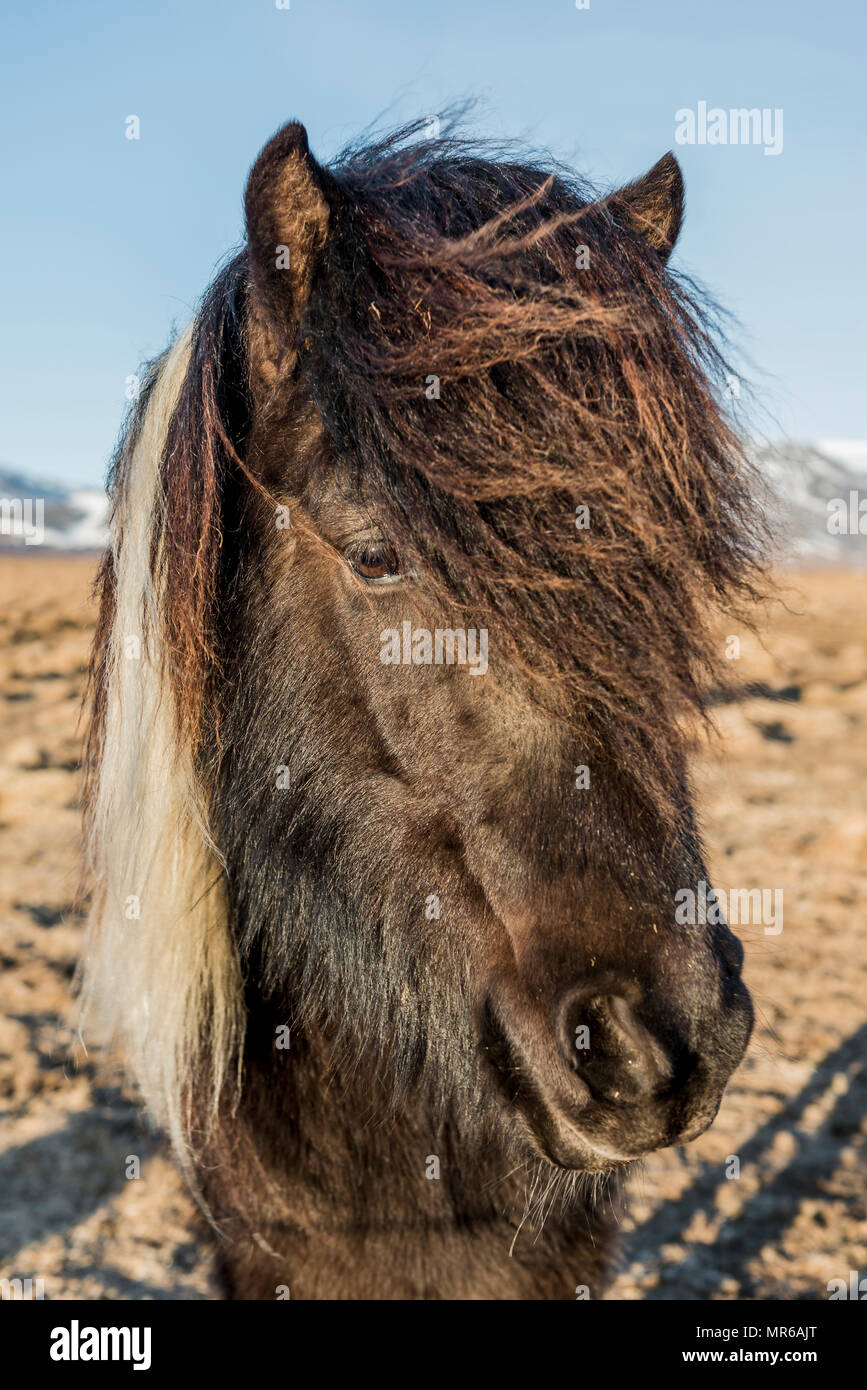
[306,125,767,792]
[81,306,246,1169]
[81,120,766,1165]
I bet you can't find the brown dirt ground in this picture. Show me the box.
[0,555,864,1300]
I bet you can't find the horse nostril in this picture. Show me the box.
[556,988,674,1104]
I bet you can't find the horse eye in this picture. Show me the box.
[347,540,401,583]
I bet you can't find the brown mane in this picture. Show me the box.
[112,121,766,822]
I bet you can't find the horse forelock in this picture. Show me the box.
[296,130,768,807]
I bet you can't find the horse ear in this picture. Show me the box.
[609,152,684,261]
[244,122,332,377]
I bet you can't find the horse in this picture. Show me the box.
[81,118,764,1300]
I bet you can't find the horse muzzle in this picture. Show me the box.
[481,958,754,1170]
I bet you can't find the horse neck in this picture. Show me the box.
[198,996,618,1297]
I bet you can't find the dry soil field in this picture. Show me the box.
[0,554,864,1299]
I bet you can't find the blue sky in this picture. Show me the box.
[1,0,864,485]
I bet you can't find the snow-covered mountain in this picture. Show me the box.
[0,467,108,551]
[749,440,867,566]
[0,442,864,563]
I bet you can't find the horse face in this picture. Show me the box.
[220,123,754,1172]
[221,420,752,1173]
